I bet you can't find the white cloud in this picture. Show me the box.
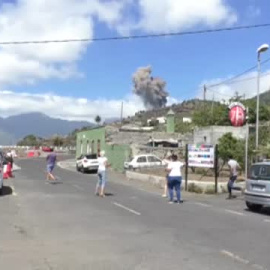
[0,90,181,121]
[0,0,125,86]
[117,0,237,33]
[0,91,146,121]
[198,70,270,102]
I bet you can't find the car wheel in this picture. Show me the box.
[0,187,3,196]
[246,201,262,212]
[76,164,80,172]
[82,167,87,174]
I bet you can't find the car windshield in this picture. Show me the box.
[86,154,97,159]
[249,164,270,181]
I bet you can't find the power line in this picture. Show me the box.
[208,57,270,89]
[0,23,270,45]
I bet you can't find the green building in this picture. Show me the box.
[76,126,131,172]
[166,109,175,133]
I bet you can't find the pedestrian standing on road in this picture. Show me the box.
[46,149,57,182]
[162,152,172,198]
[227,156,241,199]
[166,154,184,204]
[95,150,109,197]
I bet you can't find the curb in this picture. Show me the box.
[126,171,245,194]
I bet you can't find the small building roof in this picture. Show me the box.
[167,109,175,115]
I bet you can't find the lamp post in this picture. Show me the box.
[256,44,269,151]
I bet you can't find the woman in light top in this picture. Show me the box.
[166,154,184,204]
[95,150,109,197]
[162,153,172,198]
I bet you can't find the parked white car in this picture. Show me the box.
[76,154,99,173]
[124,154,166,170]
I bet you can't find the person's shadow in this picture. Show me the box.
[0,186,13,197]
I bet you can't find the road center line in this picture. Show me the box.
[72,184,84,191]
[263,219,270,223]
[113,202,141,216]
[221,250,249,265]
[225,209,245,216]
[10,186,18,197]
[193,202,212,208]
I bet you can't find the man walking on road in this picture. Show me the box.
[46,149,57,182]
[227,155,241,199]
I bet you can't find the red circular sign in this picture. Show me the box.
[229,104,246,127]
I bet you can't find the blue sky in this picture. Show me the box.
[0,0,270,121]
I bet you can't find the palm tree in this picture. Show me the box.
[95,115,102,125]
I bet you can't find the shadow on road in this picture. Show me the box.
[0,186,13,197]
[245,207,270,217]
[105,193,114,197]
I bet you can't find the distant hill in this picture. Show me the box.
[255,90,270,105]
[0,112,94,145]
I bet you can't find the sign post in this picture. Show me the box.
[186,144,217,192]
[185,144,188,191]
[214,145,219,193]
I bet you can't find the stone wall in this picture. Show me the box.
[193,126,247,145]
[105,126,193,146]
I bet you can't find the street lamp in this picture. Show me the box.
[256,43,269,151]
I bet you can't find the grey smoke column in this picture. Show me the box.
[132,66,168,108]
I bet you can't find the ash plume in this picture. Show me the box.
[132,66,169,109]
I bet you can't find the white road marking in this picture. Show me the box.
[193,202,212,208]
[221,250,249,264]
[10,186,18,197]
[263,219,270,223]
[72,184,84,191]
[225,209,245,216]
[113,202,141,216]
[252,264,266,270]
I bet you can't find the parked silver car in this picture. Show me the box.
[245,162,270,211]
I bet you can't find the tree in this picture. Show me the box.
[175,117,193,133]
[53,136,64,147]
[95,115,102,125]
[193,103,230,127]
[218,132,253,169]
[17,134,40,146]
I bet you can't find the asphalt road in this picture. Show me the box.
[1,158,270,270]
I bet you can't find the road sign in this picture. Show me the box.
[188,144,215,168]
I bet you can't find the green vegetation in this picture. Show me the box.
[95,115,102,125]
[17,134,41,146]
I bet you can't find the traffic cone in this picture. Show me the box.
[7,162,13,178]
[3,165,9,179]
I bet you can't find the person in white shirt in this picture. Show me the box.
[162,152,172,198]
[95,150,109,197]
[166,154,184,204]
[227,156,241,199]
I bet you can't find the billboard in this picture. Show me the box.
[188,144,215,168]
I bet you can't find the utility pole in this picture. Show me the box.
[120,101,124,123]
[203,85,206,110]
[211,92,214,119]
